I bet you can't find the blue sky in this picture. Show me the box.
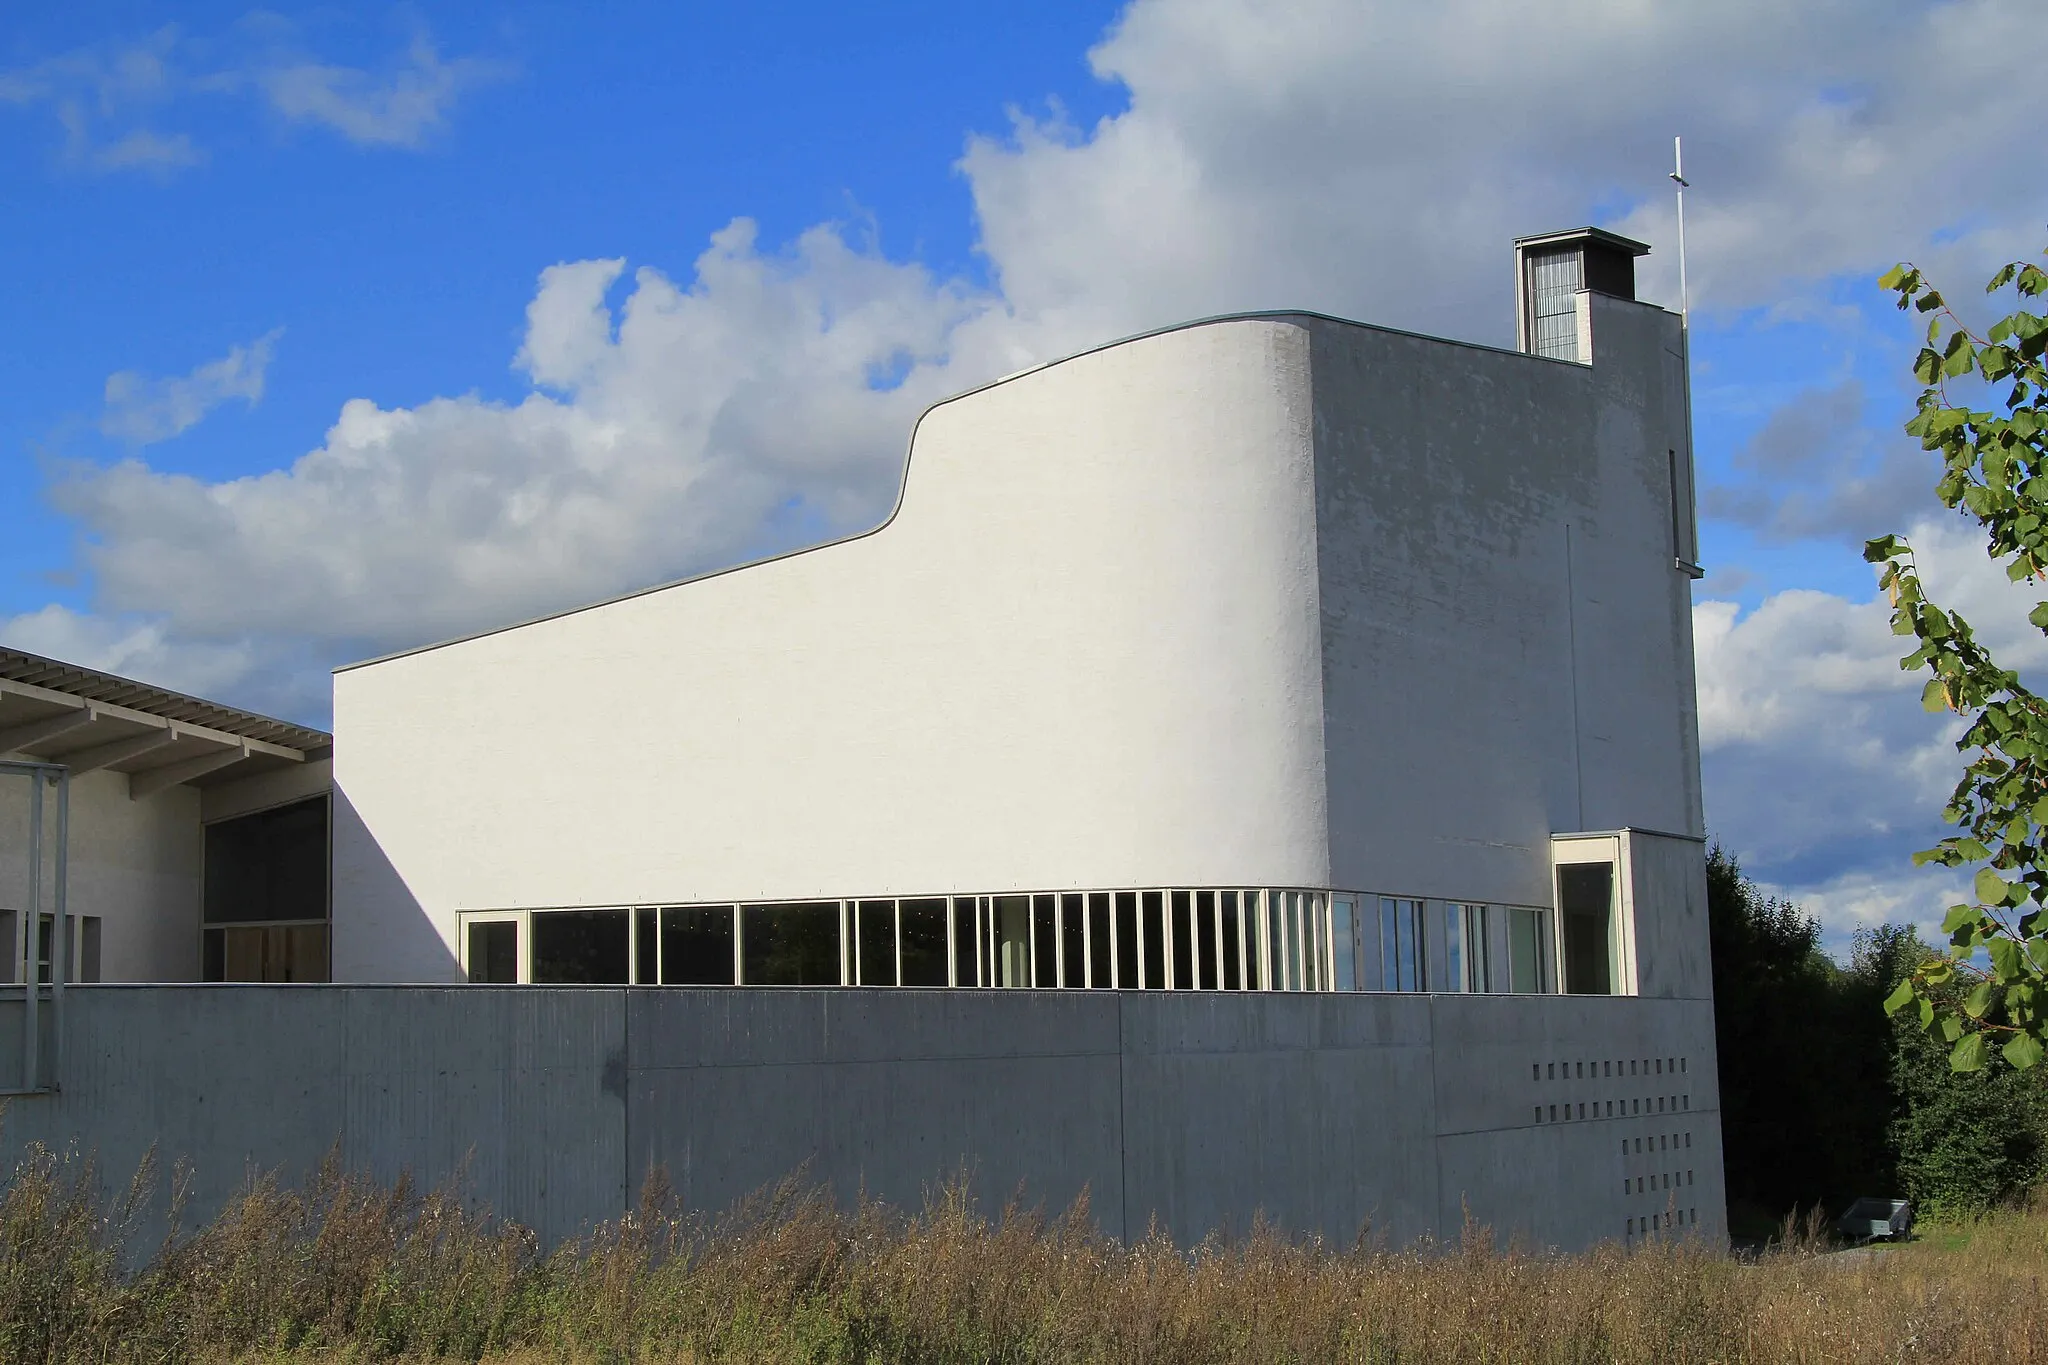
[4,1,2045,947]
[1,2,1127,613]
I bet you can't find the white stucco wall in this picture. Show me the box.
[335,320,1331,981]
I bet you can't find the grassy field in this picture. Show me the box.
[3,1146,2046,1363]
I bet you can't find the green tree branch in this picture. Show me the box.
[1868,248,2048,1071]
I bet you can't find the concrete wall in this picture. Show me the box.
[0,985,1726,1254]
[1625,829,1713,1002]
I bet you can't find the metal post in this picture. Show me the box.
[50,769,66,1089]
[23,772,41,1090]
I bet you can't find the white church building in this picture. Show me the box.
[2,229,1722,1250]
[332,226,1711,1011]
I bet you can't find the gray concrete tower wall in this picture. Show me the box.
[1310,298,1705,919]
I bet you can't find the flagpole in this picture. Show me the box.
[1670,135,1690,323]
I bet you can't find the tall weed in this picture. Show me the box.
[2,1143,2045,1362]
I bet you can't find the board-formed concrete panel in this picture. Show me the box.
[625,989,1124,1228]
[0,986,1723,1254]
[1119,992,1441,1244]
[1428,994,1723,1248]
[0,987,351,1253]
[340,987,627,1246]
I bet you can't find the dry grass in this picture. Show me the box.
[1,1145,2046,1363]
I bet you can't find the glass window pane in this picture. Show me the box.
[1400,901,1421,991]
[79,917,101,984]
[1115,892,1139,989]
[1086,893,1110,989]
[1332,897,1356,992]
[1306,895,1325,991]
[1286,892,1302,990]
[203,795,329,925]
[857,900,898,986]
[660,906,735,985]
[899,899,948,986]
[1379,897,1400,991]
[1282,895,1298,991]
[1141,891,1165,990]
[532,909,630,985]
[983,899,999,986]
[1060,893,1085,989]
[1266,892,1284,991]
[468,920,519,983]
[1170,890,1193,990]
[1559,863,1615,995]
[1298,894,1312,990]
[1032,894,1056,987]
[1195,891,1218,990]
[742,902,841,985]
[995,895,1031,987]
[1445,904,1465,993]
[1279,892,1299,991]
[1468,906,1492,992]
[634,908,657,984]
[1220,892,1243,990]
[1509,908,1536,991]
[952,897,978,987]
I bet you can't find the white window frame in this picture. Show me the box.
[1552,834,1630,996]
[457,909,529,984]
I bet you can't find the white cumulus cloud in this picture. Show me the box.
[99,330,281,446]
[965,0,2048,346]
[57,224,977,646]
[0,23,503,173]
[1694,515,2048,940]
[0,605,262,711]
[257,36,510,148]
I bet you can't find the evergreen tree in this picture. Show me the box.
[1710,849,2048,1221]
[1708,848,1891,1218]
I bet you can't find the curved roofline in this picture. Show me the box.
[335,306,1587,674]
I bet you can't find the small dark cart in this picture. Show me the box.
[1836,1197,1913,1243]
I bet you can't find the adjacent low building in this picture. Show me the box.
[0,649,332,984]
